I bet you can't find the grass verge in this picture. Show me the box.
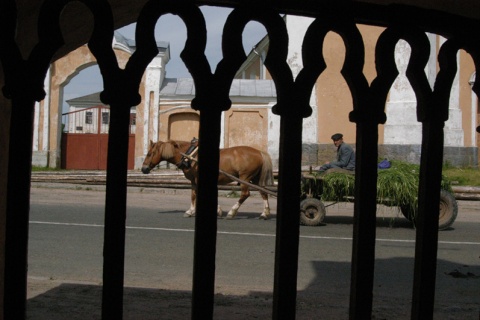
[442,166,480,186]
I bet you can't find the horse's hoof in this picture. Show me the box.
[259,215,269,220]
[183,212,195,218]
[225,215,235,220]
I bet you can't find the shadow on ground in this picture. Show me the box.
[27,257,479,319]
[27,282,275,320]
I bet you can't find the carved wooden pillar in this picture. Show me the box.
[89,0,167,317]
[0,0,63,317]
[3,93,37,319]
[174,4,219,318]
[263,8,312,319]
[333,13,384,319]
[411,33,479,319]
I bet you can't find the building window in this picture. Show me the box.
[85,111,93,124]
[102,112,109,125]
[130,113,136,126]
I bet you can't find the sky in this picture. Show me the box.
[63,6,267,112]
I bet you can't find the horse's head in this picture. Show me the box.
[141,140,176,174]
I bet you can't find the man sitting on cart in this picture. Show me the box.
[317,133,355,173]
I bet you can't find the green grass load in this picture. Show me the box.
[302,160,452,212]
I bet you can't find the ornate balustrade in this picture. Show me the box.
[0,0,478,319]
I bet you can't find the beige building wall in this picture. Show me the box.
[158,102,200,142]
[224,107,269,151]
[315,26,385,145]
[169,112,200,141]
[315,31,355,144]
[459,50,476,147]
[158,102,270,152]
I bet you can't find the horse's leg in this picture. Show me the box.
[259,192,270,220]
[184,187,222,217]
[183,187,196,217]
[226,184,250,219]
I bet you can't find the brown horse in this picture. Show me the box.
[141,140,274,219]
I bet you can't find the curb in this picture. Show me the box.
[30,171,479,200]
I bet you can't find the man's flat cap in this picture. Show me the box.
[331,133,343,141]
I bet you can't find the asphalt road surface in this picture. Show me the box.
[26,183,480,319]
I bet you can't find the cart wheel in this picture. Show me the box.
[400,204,415,222]
[400,190,458,230]
[438,189,458,230]
[300,198,326,226]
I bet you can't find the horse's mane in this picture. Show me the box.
[159,141,175,159]
[160,140,190,159]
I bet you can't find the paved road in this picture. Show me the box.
[27,183,480,319]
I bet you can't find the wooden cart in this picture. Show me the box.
[299,171,458,230]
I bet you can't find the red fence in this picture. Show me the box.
[61,106,136,169]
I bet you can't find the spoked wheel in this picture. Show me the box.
[400,189,458,230]
[300,198,326,226]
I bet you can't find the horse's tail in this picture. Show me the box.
[259,151,274,187]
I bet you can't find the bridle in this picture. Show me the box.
[145,143,161,171]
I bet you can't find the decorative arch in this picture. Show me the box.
[33,38,155,168]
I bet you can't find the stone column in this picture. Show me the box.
[48,67,63,169]
[142,55,164,160]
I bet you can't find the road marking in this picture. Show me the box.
[30,221,480,246]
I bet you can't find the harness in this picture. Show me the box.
[177,137,198,169]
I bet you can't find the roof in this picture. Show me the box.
[66,92,104,106]
[68,77,277,106]
[113,31,169,53]
[159,78,277,103]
